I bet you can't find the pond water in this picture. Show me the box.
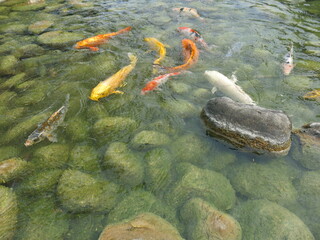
[0,0,320,239]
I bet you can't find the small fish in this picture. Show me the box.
[144,37,167,73]
[282,43,295,75]
[205,70,255,105]
[303,89,320,101]
[89,53,137,101]
[177,27,212,50]
[24,94,70,147]
[166,39,199,73]
[225,42,244,58]
[172,7,204,21]
[141,72,183,95]
[74,26,132,51]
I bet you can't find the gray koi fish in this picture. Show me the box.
[24,94,70,147]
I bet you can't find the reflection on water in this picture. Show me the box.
[0,0,320,239]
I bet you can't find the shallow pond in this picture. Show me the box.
[0,0,320,239]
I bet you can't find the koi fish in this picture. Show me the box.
[89,53,137,101]
[74,26,132,51]
[141,72,182,95]
[303,89,320,101]
[172,7,204,21]
[177,27,211,50]
[166,39,199,73]
[24,94,70,147]
[144,37,167,73]
[205,70,255,105]
[282,43,295,75]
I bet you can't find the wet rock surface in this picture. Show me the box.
[98,213,184,240]
[201,97,292,155]
[37,30,84,48]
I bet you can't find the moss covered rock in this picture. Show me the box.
[231,199,315,240]
[0,55,19,76]
[0,146,21,161]
[37,31,84,48]
[14,44,45,59]
[0,23,27,34]
[32,144,70,169]
[103,142,143,187]
[295,171,320,210]
[17,169,63,194]
[107,190,179,229]
[0,186,18,240]
[180,198,242,240]
[130,130,171,149]
[99,213,184,240]
[57,169,120,212]
[0,73,26,89]
[166,163,236,210]
[170,134,210,164]
[162,98,199,118]
[227,162,298,206]
[69,145,100,173]
[12,3,46,11]
[144,148,173,193]
[28,20,54,34]
[0,157,29,183]
[66,117,90,142]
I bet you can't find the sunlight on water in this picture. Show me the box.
[0,0,320,239]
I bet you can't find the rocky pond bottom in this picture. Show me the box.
[1,0,320,239]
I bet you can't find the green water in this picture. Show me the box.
[0,0,320,239]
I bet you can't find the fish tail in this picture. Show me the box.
[118,26,132,34]
[127,52,138,66]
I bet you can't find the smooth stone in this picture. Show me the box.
[69,145,100,173]
[162,98,199,118]
[104,142,144,187]
[231,199,315,240]
[166,163,236,210]
[227,162,298,207]
[14,44,45,58]
[292,123,320,170]
[28,20,54,34]
[99,213,183,240]
[0,158,29,183]
[37,31,84,48]
[181,198,242,240]
[130,130,171,149]
[0,73,26,89]
[0,55,19,76]
[0,186,18,240]
[57,169,120,212]
[12,3,46,11]
[0,23,27,34]
[201,97,292,155]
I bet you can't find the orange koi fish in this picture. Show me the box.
[141,72,182,95]
[89,53,137,101]
[166,39,199,73]
[177,27,211,50]
[24,94,69,146]
[74,26,132,51]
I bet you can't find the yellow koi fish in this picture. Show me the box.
[89,53,137,101]
[144,37,167,73]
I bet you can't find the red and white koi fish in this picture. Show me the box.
[141,72,182,95]
[74,26,132,51]
[177,27,211,50]
[282,43,295,75]
[24,94,70,146]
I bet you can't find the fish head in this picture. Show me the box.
[282,63,294,75]
[24,131,44,147]
[89,85,112,101]
[177,27,188,33]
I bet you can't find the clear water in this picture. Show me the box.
[0,0,320,239]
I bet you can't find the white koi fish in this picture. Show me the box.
[204,70,255,105]
[24,94,70,146]
[172,7,205,21]
[282,43,295,75]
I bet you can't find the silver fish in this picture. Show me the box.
[205,70,255,105]
[24,94,70,147]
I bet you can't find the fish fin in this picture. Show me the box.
[89,47,100,51]
[113,90,124,94]
[211,87,217,94]
[231,72,238,83]
[120,82,127,87]
[47,133,58,143]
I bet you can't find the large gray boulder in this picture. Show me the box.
[201,97,292,155]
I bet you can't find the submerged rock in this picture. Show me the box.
[14,44,45,59]
[12,2,46,11]
[99,213,184,240]
[0,186,18,240]
[0,146,21,162]
[37,31,84,48]
[65,117,90,142]
[0,73,26,89]
[231,199,315,240]
[180,198,242,240]
[162,98,199,118]
[292,122,320,170]
[131,130,171,149]
[57,170,120,212]
[0,55,19,76]
[69,145,100,173]
[201,97,292,155]
[166,163,236,210]
[227,162,297,207]
[0,158,29,183]
[104,142,144,187]
[28,20,54,34]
